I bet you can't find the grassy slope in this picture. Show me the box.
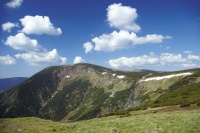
[135,69,200,109]
[151,83,200,107]
[0,107,200,133]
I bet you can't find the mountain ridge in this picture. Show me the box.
[0,63,200,121]
[0,77,28,92]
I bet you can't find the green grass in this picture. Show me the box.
[150,83,200,107]
[1,108,200,133]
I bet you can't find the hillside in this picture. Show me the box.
[0,77,27,92]
[0,63,200,122]
[0,106,200,133]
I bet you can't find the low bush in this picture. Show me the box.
[128,105,147,111]
[180,103,190,107]
[101,110,131,117]
[197,102,200,106]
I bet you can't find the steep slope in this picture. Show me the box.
[0,63,200,122]
[125,68,200,109]
[0,63,151,121]
[0,66,60,118]
[0,77,27,92]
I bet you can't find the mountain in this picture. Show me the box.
[0,77,28,92]
[131,69,157,72]
[0,63,200,122]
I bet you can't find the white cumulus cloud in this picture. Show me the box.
[15,49,67,66]
[92,30,135,52]
[3,33,67,66]
[108,53,187,68]
[83,42,94,53]
[0,55,16,65]
[2,22,19,32]
[88,30,171,52]
[107,3,140,32]
[20,15,62,35]
[73,56,86,64]
[4,33,42,52]
[187,54,200,60]
[6,0,23,8]
[83,4,172,53]
[159,53,186,64]
[181,63,198,68]
[109,55,158,68]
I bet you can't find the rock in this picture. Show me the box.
[17,129,23,132]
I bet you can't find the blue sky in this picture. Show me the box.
[0,0,200,78]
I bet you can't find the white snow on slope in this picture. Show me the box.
[140,72,192,82]
[117,75,125,79]
[102,72,107,75]
[65,75,70,78]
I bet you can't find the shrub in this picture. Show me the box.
[127,105,148,111]
[127,107,140,111]
[180,103,190,107]
[154,100,159,104]
[150,104,160,108]
[102,110,131,117]
[197,102,200,106]
[152,110,158,113]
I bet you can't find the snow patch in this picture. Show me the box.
[112,74,116,76]
[117,75,125,79]
[140,72,193,82]
[65,75,70,78]
[102,72,107,75]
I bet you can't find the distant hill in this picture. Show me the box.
[131,69,157,72]
[0,77,28,92]
[0,63,199,122]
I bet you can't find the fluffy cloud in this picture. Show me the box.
[187,54,200,60]
[135,35,172,44]
[6,0,23,8]
[73,56,86,64]
[83,3,172,53]
[108,53,187,68]
[86,30,171,52]
[3,33,67,66]
[0,55,16,65]
[181,63,198,68]
[2,22,19,32]
[109,55,158,68]
[83,42,93,53]
[92,30,134,52]
[4,33,42,52]
[20,15,62,35]
[107,3,140,32]
[15,49,67,65]
[159,53,186,64]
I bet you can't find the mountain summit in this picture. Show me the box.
[0,63,200,121]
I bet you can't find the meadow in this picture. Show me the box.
[0,105,199,133]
